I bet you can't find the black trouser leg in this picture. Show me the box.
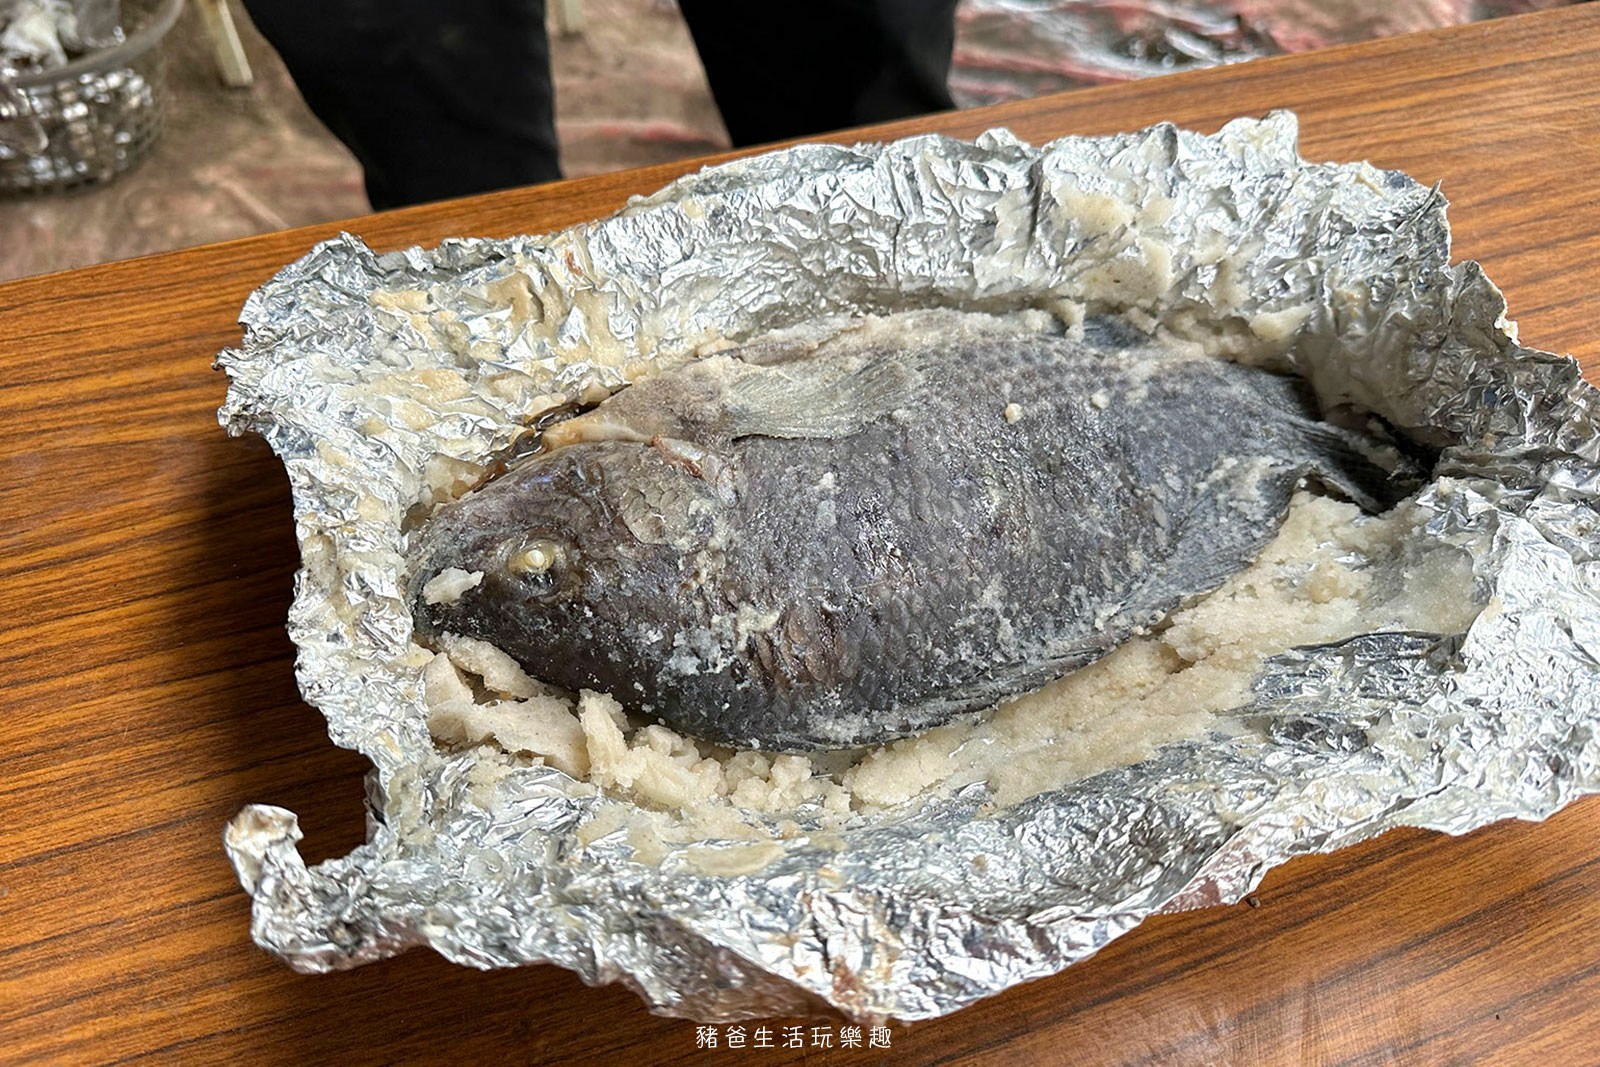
[677,0,959,147]
[242,0,560,210]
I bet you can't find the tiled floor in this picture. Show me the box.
[0,0,1581,282]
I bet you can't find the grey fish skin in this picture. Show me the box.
[407,316,1415,751]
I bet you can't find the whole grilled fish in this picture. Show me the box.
[408,315,1414,751]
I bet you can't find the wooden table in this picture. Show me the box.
[5,6,1600,1064]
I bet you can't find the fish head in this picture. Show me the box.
[406,439,726,689]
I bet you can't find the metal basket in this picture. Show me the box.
[0,0,183,193]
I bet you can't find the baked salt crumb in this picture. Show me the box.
[1003,402,1024,423]
[421,568,482,606]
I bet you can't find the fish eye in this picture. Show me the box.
[507,538,565,580]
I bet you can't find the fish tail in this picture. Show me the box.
[1289,417,1428,512]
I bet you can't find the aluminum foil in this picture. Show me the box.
[217,112,1600,1022]
[952,0,1579,104]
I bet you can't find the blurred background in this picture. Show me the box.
[0,0,1582,282]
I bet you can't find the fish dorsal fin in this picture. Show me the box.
[718,346,921,441]
[542,342,924,451]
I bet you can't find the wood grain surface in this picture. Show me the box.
[4,7,1600,1064]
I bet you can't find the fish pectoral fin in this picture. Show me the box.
[720,350,922,441]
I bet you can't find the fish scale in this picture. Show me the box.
[408,315,1419,751]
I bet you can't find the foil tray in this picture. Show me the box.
[216,112,1600,1022]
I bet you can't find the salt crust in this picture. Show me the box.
[425,490,1482,863]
